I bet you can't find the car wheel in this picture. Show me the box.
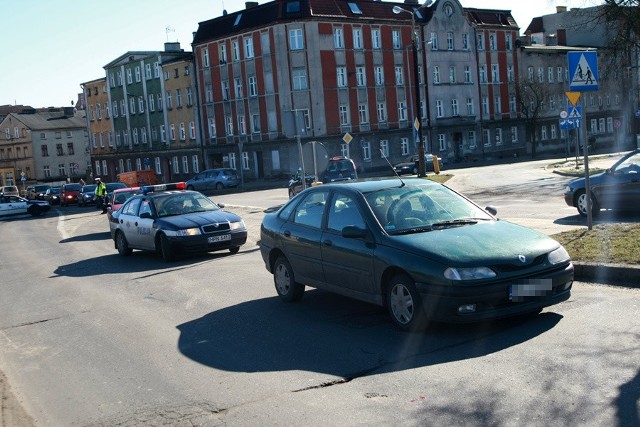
[273,256,304,302]
[576,190,600,217]
[116,231,132,256]
[215,182,224,190]
[159,234,175,261]
[386,274,427,332]
[229,246,240,254]
[412,166,418,175]
[28,206,42,217]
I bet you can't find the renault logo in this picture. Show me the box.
[518,255,527,264]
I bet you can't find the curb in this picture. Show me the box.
[573,263,640,288]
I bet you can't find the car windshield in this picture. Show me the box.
[82,185,97,193]
[155,193,221,218]
[364,183,493,234]
[113,190,140,205]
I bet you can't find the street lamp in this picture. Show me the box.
[393,4,428,176]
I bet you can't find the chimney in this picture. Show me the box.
[164,42,183,52]
[246,1,258,8]
[63,107,75,117]
[556,6,567,13]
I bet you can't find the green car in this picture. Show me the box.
[260,178,573,331]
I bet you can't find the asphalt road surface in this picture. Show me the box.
[1,156,638,426]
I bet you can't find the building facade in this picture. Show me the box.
[85,42,202,183]
[0,108,90,188]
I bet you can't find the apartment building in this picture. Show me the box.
[87,42,201,183]
[0,107,90,186]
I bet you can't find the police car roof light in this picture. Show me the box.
[141,182,186,195]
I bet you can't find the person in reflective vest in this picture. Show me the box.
[94,177,108,214]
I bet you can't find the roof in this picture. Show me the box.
[193,0,438,44]
[8,110,87,131]
[465,8,518,28]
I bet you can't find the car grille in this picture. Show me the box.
[202,222,231,233]
[490,254,547,272]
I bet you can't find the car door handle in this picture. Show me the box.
[323,239,333,246]
[283,230,291,237]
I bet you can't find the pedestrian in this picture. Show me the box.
[94,177,108,214]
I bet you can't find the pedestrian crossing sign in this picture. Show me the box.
[568,51,598,92]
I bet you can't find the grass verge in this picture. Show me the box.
[552,223,640,265]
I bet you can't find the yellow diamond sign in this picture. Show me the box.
[342,132,353,144]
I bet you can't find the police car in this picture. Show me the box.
[109,182,247,261]
[0,195,50,218]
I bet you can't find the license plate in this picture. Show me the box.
[509,279,552,301]
[208,234,231,243]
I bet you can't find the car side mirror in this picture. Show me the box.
[485,206,498,216]
[216,202,225,209]
[342,225,368,239]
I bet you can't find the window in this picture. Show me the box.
[433,66,440,84]
[234,78,243,97]
[551,124,558,139]
[353,28,363,49]
[431,32,438,50]
[375,66,384,86]
[247,75,258,97]
[466,98,474,115]
[339,106,349,126]
[451,99,459,116]
[395,66,404,85]
[358,104,369,124]
[495,128,503,145]
[464,66,472,83]
[337,67,347,87]
[292,68,307,90]
[179,123,186,140]
[483,129,491,146]
[557,66,563,82]
[41,145,49,156]
[132,128,139,145]
[126,68,133,84]
[377,102,387,122]
[398,101,407,121]
[334,28,344,48]
[477,33,485,50]
[447,32,454,50]
[165,91,172,110]
[462,33,469,50]
[392,30,401,49]
[548,67,554,83]
[141,128,147,145]
[232,41,240,61]
[175,90,182,108]
[289,29,303,50]
[491,64,499,82]
[225,116,234,135]
[238,115,246,135]
[202,48,210,67]
[189,122,196,139]
[541,126,548,140]
[436,100,444,117]
[56,144,63,155]
[222,80,230,100]
[505,34,512,50]
[138,96,144,113]
[372,29,381,49]
[538,67,544,83]
[220,44,227,63]
[380,140,389,158]
[507,65,514,82]
[482,97,489,115]
[489,33,496,50]
[362,141,371,160]
[192,155,199,174]
[449,66,456,83]
[479,65,487,83]
[135,66,141,82]
[468,130,476,148]
[494,96,501,114]
[356,67,366,86]
[528,67,534,81]
[510,95,517,113]
[186,87,193,106]
[401,137,410,155]
[294,191,329,229]
[252,114,261,133]
[244,37,254,57]
[511,126,518,142]
[438,134,446,151]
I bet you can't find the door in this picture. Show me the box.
[321,193,375,294]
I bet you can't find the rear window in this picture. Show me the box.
[64,184,82,191]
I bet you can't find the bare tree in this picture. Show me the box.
[517,78,550,159]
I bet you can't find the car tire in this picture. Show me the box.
[28,206,42,217]
[215,182,224,190]
[273,256,304,302]
[158,234,175,262]
[229,246,240,254]
[576,190,600,217]
[116,231,132,256]
[386,274,427,332]
[412,166,418,175]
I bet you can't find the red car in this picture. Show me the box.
[106,187,141,220]
[60,183,82,206]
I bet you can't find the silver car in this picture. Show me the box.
[186,168,240,191]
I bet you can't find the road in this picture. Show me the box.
[1,157,638,426]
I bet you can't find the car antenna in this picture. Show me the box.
[380,149,405,187]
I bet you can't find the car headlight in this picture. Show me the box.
[169,228,202,237]
[230,220,246,231]
[548,246,570,265]
[444,267,496,281]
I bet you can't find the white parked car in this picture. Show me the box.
[0,195,50,218]
[0,186,19,197]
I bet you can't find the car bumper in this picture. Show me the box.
[563,191,575,207]
[415,263,574,323]
[164,231,248,253]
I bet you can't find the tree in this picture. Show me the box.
[517,78,550,159]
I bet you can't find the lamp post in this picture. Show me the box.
[393,5,426,176]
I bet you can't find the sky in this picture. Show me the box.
[2,0,597,109]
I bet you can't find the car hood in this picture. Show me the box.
[387,220,560,266]
[158,210,243,228]
[569,171,606,188]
